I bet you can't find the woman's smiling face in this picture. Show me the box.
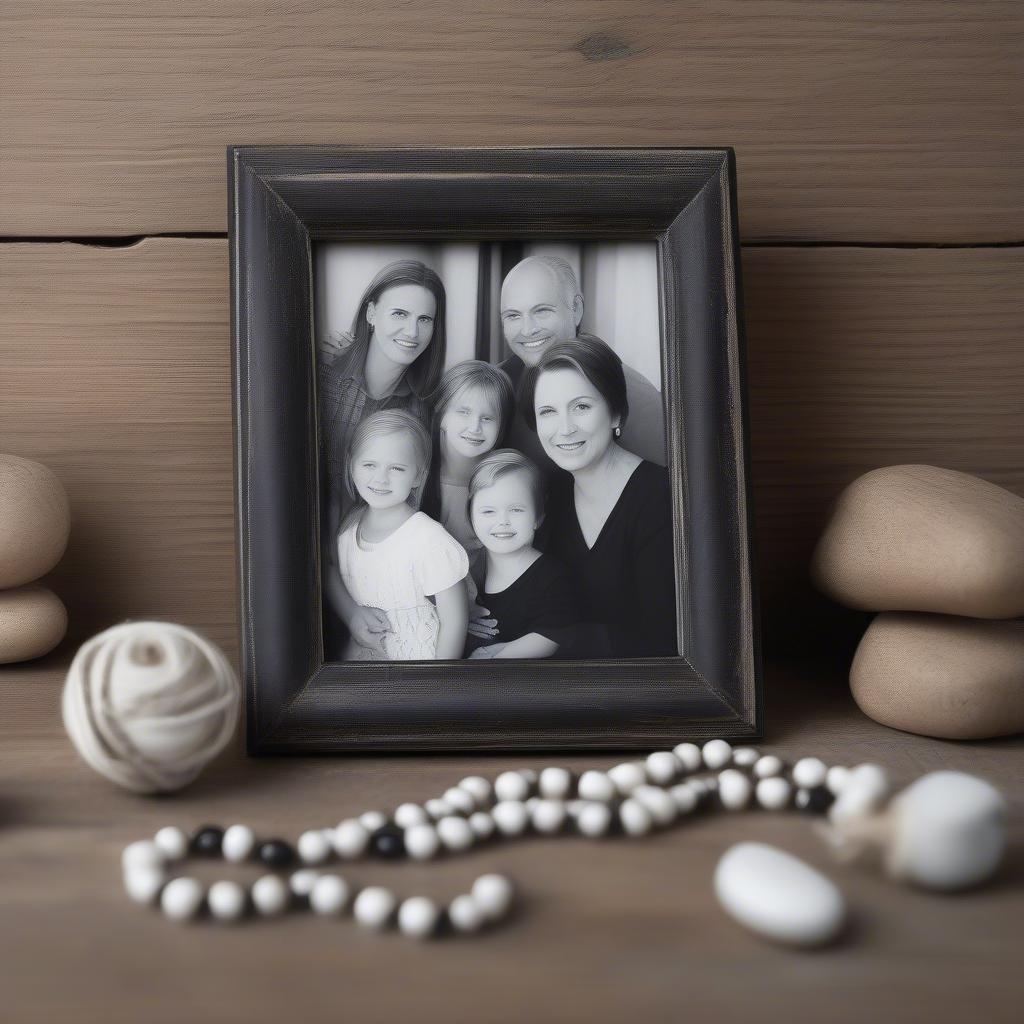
[533,365,619,473]
[440,384,501,459]
[366,283,437,369]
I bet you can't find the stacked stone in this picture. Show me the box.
[0,455,70,663]
[812,465,1024,739]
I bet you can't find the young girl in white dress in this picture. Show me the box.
[337,410,470,661]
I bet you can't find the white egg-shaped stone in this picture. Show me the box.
[297,829,331,865]
[208,880,247,922]
[393,802,428,829]
[576,802,613,837]
[578,770,616,802]
[398,896,440,939]
[309,874,350,915]
[719,769,753,810]
[354,886,396,930]
[538,766,573,799]
[251,874,289,917]
[714,843,846,947]
[160,877,204,922]
[468,811,495,840]
[448,893,485,933]
[404,823,441,861]
[222,824,255,863]
[702,739,732,770]
[471,874,514,921]
[645,751,681,785]
[608,762,646,795]
[793,757,828,790]
[673,743,702,773]
[153,826,189,861]
[437,815,475,852]
[494,771,530,802]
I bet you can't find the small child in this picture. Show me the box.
[466,450,579,659]
[337,410,469,661]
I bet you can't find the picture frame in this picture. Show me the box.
[228,146,761,754]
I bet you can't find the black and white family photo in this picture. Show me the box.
[314,241,678,663]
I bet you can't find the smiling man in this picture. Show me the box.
[497,255,667,469]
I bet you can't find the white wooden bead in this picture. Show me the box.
[468,811,495,840]
[359,811,387,832]
[251,874,289,917]
[161,877,204,922]
[669,783,699,814]
[619,798,653,837]
[829,764,890,825]
[753,755,784,779]
[124,866,166,905]
[208,880,247,922]
[793,757,828,790]
[448,894,485,933]
[353,886,396,930]
[494,771,530,802]
[576,801,613,837]
[471,874,514,921]
[398,896,440,939]
[608,762,646,795]
[525,796,541,812]
[437,815,475,852]
[538,766,573,799]
[733,747,760,768]
[404,823,440,860]
[309,874,350,915]
[153,826,189,861]
[756,776,792,811]
[719,769,753,810]
[332,819,370,859]
[645,751,681,785]
[702,739,733,770]
[530,799,567,834]
[425,798,455,820]
[492,800,529,836]
[297,829,331,865]
[632,785,677,825]
[826,765,852,795]
[578,770,616,802]
[222,824,256,863]
[458,776,492,807]
[122,840,165,874]
[443,787,477,815]
[673,742,703,773]
[394,803,428,829]
[289,869,319,898]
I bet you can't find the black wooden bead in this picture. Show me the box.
[191,825,224,856]
[371,824,406,859]
[796,786,834,814]
[257,839,295,868]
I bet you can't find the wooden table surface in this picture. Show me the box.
[1,2,1022,1021]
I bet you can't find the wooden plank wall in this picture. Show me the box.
[1,1,1021,664]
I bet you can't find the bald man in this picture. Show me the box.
[497,256,667,470]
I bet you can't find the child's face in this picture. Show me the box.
[351,433,424,510]
[470,471,540,555]
[440,385,501,459]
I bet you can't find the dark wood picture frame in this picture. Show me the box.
[228,146,761,754]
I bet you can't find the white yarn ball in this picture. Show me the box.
[62,621,239,793]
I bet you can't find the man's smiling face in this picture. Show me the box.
[500,263,580,367]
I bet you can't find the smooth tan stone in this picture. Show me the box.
[812,465,1024,617]
[0,584,68,663]
[0,455,71,588]
[851,613,1024,739]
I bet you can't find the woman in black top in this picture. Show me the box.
[520,335,677,658]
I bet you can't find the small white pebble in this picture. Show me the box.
[471,874,514,921]
[645,750,681,785]
[719,769,753,810]
[161,877,204,922]
[437,816,475,852]
[702,739,733,770]
[124,866,166,905]
[732,747,760,768]
[673,742,703,773]
[358,811,387,832]
[448,893,485,933]
[208,880,247,922]
[393,803,428,829]
[619,798,653,837]
[222,824,256,863]
[297,829,331,865]
[468,811,495,840]
[122,840,165,874]
[251,874,289,917]
[492,800,529,837]
[425,798,455,820]
[332,819,369,859]
[309,874,350,916]
[756,776,792,811]
[494,771,530,802]
[398,896,440,939]
[530,799,567,834]
[443,787,477,815]
[632,785,677,826]
[458,776,492,807]
[793,757,828,790]
[754,755,784,779]
[576,801,613,837]
[608,762,646,795]
[404,823,441,861]
[539,766,573,799]
[669,783,699,814]
[153,826,189,862]
[826,765,852,795]
[354,886,396,930]
[578,770,616,803]
[289,869,319,898]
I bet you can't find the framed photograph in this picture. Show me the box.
[229,146,760,753]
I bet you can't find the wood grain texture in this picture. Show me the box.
[0,660,1021,1024]
[1,240,1020,664]
[2,1,1021,241]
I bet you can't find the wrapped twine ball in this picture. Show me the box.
[62,621,240,794]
